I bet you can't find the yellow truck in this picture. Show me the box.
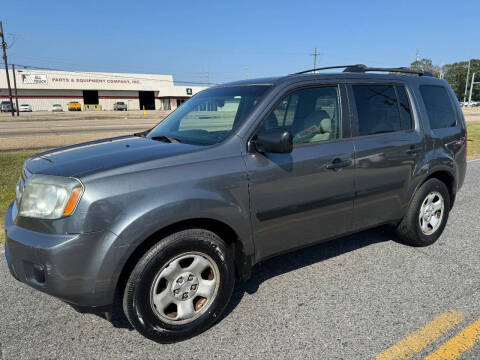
[68,101,81,111]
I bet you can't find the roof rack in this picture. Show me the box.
[294,64,433,77]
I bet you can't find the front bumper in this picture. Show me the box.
[4,203,122,312]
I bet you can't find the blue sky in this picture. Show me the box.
[2,0,478,84]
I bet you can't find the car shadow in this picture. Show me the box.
[219,226,398,323]
[103,226,398,330]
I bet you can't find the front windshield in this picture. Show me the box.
[148,85,271,145]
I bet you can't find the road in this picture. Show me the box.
[0,111,168,151]
[1,108,479,152]
[1,160,480,359]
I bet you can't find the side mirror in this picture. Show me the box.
[252,128,293,154]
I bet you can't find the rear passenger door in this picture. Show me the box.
[347,82,425,230]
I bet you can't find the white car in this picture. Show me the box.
[19,104,32,112]
[52,104,63,112]
[462,101,479,107]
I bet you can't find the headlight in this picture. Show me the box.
[18,174,84,219]
[15,180,23,205]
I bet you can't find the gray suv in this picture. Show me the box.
[1,100,15,112]
[4,65,467,343]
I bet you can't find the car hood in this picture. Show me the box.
[25,135,204,178]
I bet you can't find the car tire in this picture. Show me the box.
[122,229,235,343]
[396,178,451,247]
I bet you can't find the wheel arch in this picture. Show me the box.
[115,218,253,300]
[424,170,456,207]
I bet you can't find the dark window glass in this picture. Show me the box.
[396,86,413,130]
[262,86,341,145]
[352,85,401,136]
[419,86,456,129]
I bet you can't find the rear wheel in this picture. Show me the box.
[123,229,235,343]
[396,178,451,246]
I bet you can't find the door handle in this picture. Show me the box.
[326,158,352,170]
[406,145,422,155]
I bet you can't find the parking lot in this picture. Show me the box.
[1,159,480,359]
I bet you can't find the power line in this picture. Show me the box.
[8,53,218,79]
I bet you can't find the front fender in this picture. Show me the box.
[75,144,253,302]
[116,195,252,253]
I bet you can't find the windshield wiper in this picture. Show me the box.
[133,128,152,137]
[151,135,182,143]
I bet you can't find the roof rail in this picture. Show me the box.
[294,65,360,74]
[294,64,433,77]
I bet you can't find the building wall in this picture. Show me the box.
[0,69,207,111]
[0,89,83,111]
[0,90,196,111]
[0,69,174,91]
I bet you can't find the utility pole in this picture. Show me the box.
[12,63,19,116]
[468,72,478,107]
[0,21,15,117]
[464,58,471,104]
[310,47,319,72]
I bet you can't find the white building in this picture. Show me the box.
[0,69,206,111]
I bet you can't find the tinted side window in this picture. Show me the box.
[263,86,341,145]
[352,85,401,136]
[419,86,457,129]
[396,86,413,131]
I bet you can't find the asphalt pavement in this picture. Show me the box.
[1,160,480,359]
[0,111,167,151]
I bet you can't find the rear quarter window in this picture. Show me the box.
[419,85,457,129]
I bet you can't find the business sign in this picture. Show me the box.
[51,77,140,84]
[186,88,193,95]
[22,74,48,85]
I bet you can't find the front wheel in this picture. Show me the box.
[123,229,235,343]
[396,178,451,246]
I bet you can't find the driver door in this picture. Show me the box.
[244,83,355,261]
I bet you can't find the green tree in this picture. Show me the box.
[443,59,480,102]
[410,58,441,77]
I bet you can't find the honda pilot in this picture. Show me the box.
[4,65,467,343]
